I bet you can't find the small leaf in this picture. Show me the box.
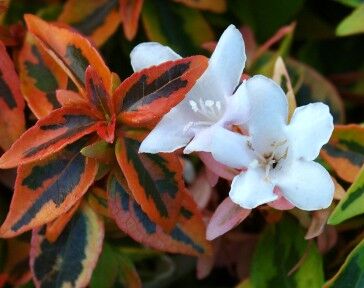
[58,0,120,47]
[119,0,144,41]
[18,33,68,119]
[321,124,364,183]
[0,139,98,237]
[91,243,141,288]
[0,40,25,150]
[336,4,364,36]
[87,186,111,218]
[115,56,208,127]
[206,197,251,240]
[108,174,212,256]
[328,165,364,225]
[325,237,364,287]
[0,107,100,168]
[81,140,114,163]
[251,216,324,288]
[115,132,184,230]
[30,202,104,288]
[25,14,112,94]
[173,0,226,13]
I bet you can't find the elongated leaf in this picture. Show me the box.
[325,237,364,287]
[336,4,364,36]
[108,174,212,256]
[59,0,120,47]
[30,202,104,288]
[0,40,25,150]
[0,107,100,168]
[91,243,141,288]
[251,216,324,288]
[119,0,144,40]
[25,14,112,94]
[321,124,364,183]
[0,139,98,237]
[85,65,113,117]
[87,187,111,218]
[115,56,208,127]
[328,165,364,225]
[115,132,184,230]
[19,33,68,119]
[174,0,226,13]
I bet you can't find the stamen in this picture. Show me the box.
[189,100,198,112]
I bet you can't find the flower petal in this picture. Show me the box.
[245,75,288,154]
[198,152,237,181]
[220,81,250,126]
[206,197,251,240]
[130,42,181,72]
[268,187,295,210]
[285,103,334,161]
[138,106,197,153]
[209,24,246,96]
[183,126,215,153]
[277,160,335,211]
[210,127,254,169]
[229,169,277,209]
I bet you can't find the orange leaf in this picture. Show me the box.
[24,14,112,95]
[108,174,212,256]
[18,33,68,119]
[0,107,100,168]
[119,0,144,40]
[115,132,185,231]
[115,56,208,127]
[0,41,25,150]
[0,139,98,237]
[173,0,226,13]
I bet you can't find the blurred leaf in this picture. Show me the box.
[119,0,144,41]
[142,0,214,54]
[286,58,345,124]
[30,202,104,288]
[251,216,324,288]
[321,124,364,183]
[230,0,304,42]
[174,0,226,13]
[325,237,364,287]
[336,0,364,8]
[336,4,364,36]
[91,242,141,288]
[328,165,364,225]
[59,0,120,47]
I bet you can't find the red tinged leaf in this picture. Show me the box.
[58,0,121,47]
[115,132,184,231]
[85,65,113,118]
[18,33,68,119]
[108,174,212,256]
[0,41,25,150]
[0,139,98,237]
[115,56,208,127]
[30,202,104,288]
[24,14,113,95]
[119,0,144,40]
[0,107,100,168]
[173,0,226,13]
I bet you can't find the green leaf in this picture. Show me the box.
[336,0,364,8]
[325,237,364,287]
[251,216,324,288]
[336,4,364,36]
[328,165,364,225]
[91,243,141,288]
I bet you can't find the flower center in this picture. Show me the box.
[183,98,223,134]
[248,139,288,180]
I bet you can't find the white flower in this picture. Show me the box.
[211,75,335,211]
[130,25,249,154]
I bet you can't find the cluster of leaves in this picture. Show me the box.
[0,0,363,287]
